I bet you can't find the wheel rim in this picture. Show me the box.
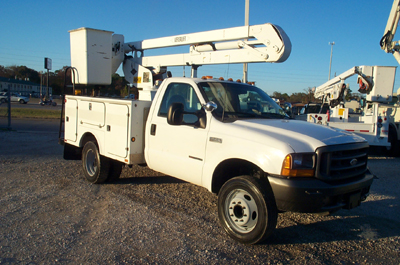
[224,188,258,233]
[85,149,97,177]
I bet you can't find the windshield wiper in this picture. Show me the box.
[261,113,288,119]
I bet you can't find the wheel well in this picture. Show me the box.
[211,159,265,194]
[80,133,98,148]
[389,123,398,139]
[63,133,97,160]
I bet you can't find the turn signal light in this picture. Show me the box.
[281,154,315,177]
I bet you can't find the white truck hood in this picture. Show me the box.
[229,119,367,152]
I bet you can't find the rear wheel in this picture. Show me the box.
[19,99,25,104]
[218,175,278,244]
[82,141,110,183]
[387,126,399,156]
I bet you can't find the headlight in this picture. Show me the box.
[281,153,316,177]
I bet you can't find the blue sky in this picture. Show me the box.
[1,0,399,95]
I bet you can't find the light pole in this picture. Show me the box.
[328,42,335,80]
[243,0,249,83]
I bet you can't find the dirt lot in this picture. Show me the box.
[0,130,399,264]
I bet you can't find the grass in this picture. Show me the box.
[0,107,61,119]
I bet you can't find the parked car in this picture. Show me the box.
[0,92,29,104]
[0,92,7,103]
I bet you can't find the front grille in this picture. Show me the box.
[315,143,369,181]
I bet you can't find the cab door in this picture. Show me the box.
[146,82,208,186]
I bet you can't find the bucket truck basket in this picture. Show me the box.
[69,28,115,85]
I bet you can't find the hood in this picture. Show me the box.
[229,119,366,152]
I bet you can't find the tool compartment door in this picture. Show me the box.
[105,103,130,158]
[65,98,78,142]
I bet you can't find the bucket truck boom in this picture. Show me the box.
[69,23,291,89]
[381,0,400,64]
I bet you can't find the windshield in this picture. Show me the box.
[198,81,288,122]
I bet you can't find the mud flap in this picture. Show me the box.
[63,143,82,160]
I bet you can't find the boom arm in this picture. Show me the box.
[122,23,291,85]
[314,66,369,99]
[381,0,400,64]
[314,66,396,105]
[69,23,291,87]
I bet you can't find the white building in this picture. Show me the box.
[0,76,52,97]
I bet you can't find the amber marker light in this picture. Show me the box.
[281,154,315,177]
[131,137,136,142]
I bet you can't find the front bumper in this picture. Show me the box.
[268,171,374,213]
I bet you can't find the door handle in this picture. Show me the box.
[150,124,156,136]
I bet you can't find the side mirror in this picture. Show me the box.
[167,103,184,125]
[203,101,218,112]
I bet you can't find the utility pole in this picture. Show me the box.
[40,71,43,98]
[328,42,335,80]
[243,0,249,83]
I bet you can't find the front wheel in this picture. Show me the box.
[82,141,110,183]
[218,175,278,244]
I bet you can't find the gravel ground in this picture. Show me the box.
[0,130,399,264]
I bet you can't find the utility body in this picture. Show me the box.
[61,24,373,244]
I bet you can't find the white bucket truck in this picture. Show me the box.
[61,24,373,244]
[308,65,400,155]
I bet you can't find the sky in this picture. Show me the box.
[1,0,400,96]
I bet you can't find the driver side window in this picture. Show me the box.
[158,83,202,122]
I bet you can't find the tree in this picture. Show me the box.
[0,65,130,97]
[7,65,40,84]
[303,87,315,103]
[289,92,307,103]
[272,91,289,102]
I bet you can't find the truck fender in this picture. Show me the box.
[210,158,271,195]
[79,132,101,152]
[202,140,290,192]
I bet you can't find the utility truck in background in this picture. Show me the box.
[60,24,373,244]
[307,65,400,155]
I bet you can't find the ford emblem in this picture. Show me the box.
[350,158,358,166]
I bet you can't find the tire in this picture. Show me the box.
[1,98,6,103]
[387,126,399,156]
[107,160,123,182]
[82,141,110,183]
[19,99,25,104]
[218,175,278,244]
